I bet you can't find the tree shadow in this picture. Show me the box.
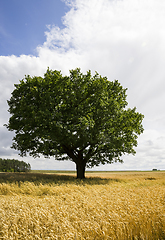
[0,172,122,185]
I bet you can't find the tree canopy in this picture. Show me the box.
[6,68,144,178]
[0,158,31,172]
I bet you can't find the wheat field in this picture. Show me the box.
[0,171,165,239]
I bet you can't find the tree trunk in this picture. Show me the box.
[76,161,86,179]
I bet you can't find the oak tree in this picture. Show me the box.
[6,68,144,178]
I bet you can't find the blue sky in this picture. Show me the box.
[0,0,68,56]
[0,0,165,171]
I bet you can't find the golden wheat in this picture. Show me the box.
[0,171,165,239]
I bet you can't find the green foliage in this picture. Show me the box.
[0,158,31,172]
[5,68,144,178]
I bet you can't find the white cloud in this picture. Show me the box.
[0,0,165,170]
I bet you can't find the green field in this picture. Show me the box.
[0,171,165,239]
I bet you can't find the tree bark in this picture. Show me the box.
[76,161,86,179]
[62,144,86,179]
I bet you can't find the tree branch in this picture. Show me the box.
[62,144,78,163]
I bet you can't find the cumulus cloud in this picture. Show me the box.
[0,0,165,170]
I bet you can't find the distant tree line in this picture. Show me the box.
[0,158,31,172]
